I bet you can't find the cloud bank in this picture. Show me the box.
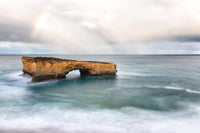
[0,0,200,54]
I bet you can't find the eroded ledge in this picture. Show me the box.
[22,56,117,82]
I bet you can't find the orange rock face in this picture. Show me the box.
[22,57,117,82]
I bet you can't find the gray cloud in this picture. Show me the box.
[0,0,200,54]
[0,22,32,42]
[168,35,200,42]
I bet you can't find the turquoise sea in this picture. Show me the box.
[0,55,200,133]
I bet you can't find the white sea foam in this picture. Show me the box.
[147,85,200,95]
[152,85,200,94]
[0,106,200,133]
[163,86,184,90]
[0,108,131,133]
[146,85,184,91]
[4,71,24,80]
[45,93,69,98]
[186,89,200,94]
[121,72,148,76]
[0,83,30,99]
[106,88,121,91]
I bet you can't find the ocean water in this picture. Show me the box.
[0,55,200,133]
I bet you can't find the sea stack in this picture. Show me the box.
[22,57,117,82]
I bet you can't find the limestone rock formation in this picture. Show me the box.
[22,57,117,82]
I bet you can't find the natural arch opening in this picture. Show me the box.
[66,70,81,79]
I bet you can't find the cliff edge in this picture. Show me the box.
[22,57,117,82]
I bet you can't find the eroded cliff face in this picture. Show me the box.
[22,57,117,82]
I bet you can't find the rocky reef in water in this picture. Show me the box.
[22,56,117,82]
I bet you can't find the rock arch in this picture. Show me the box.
[22,57,117,82]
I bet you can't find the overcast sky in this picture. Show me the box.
[0,0,200,54]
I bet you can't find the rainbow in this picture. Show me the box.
[31,12,50,39]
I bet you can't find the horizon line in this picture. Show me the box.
[1,54,200,56]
